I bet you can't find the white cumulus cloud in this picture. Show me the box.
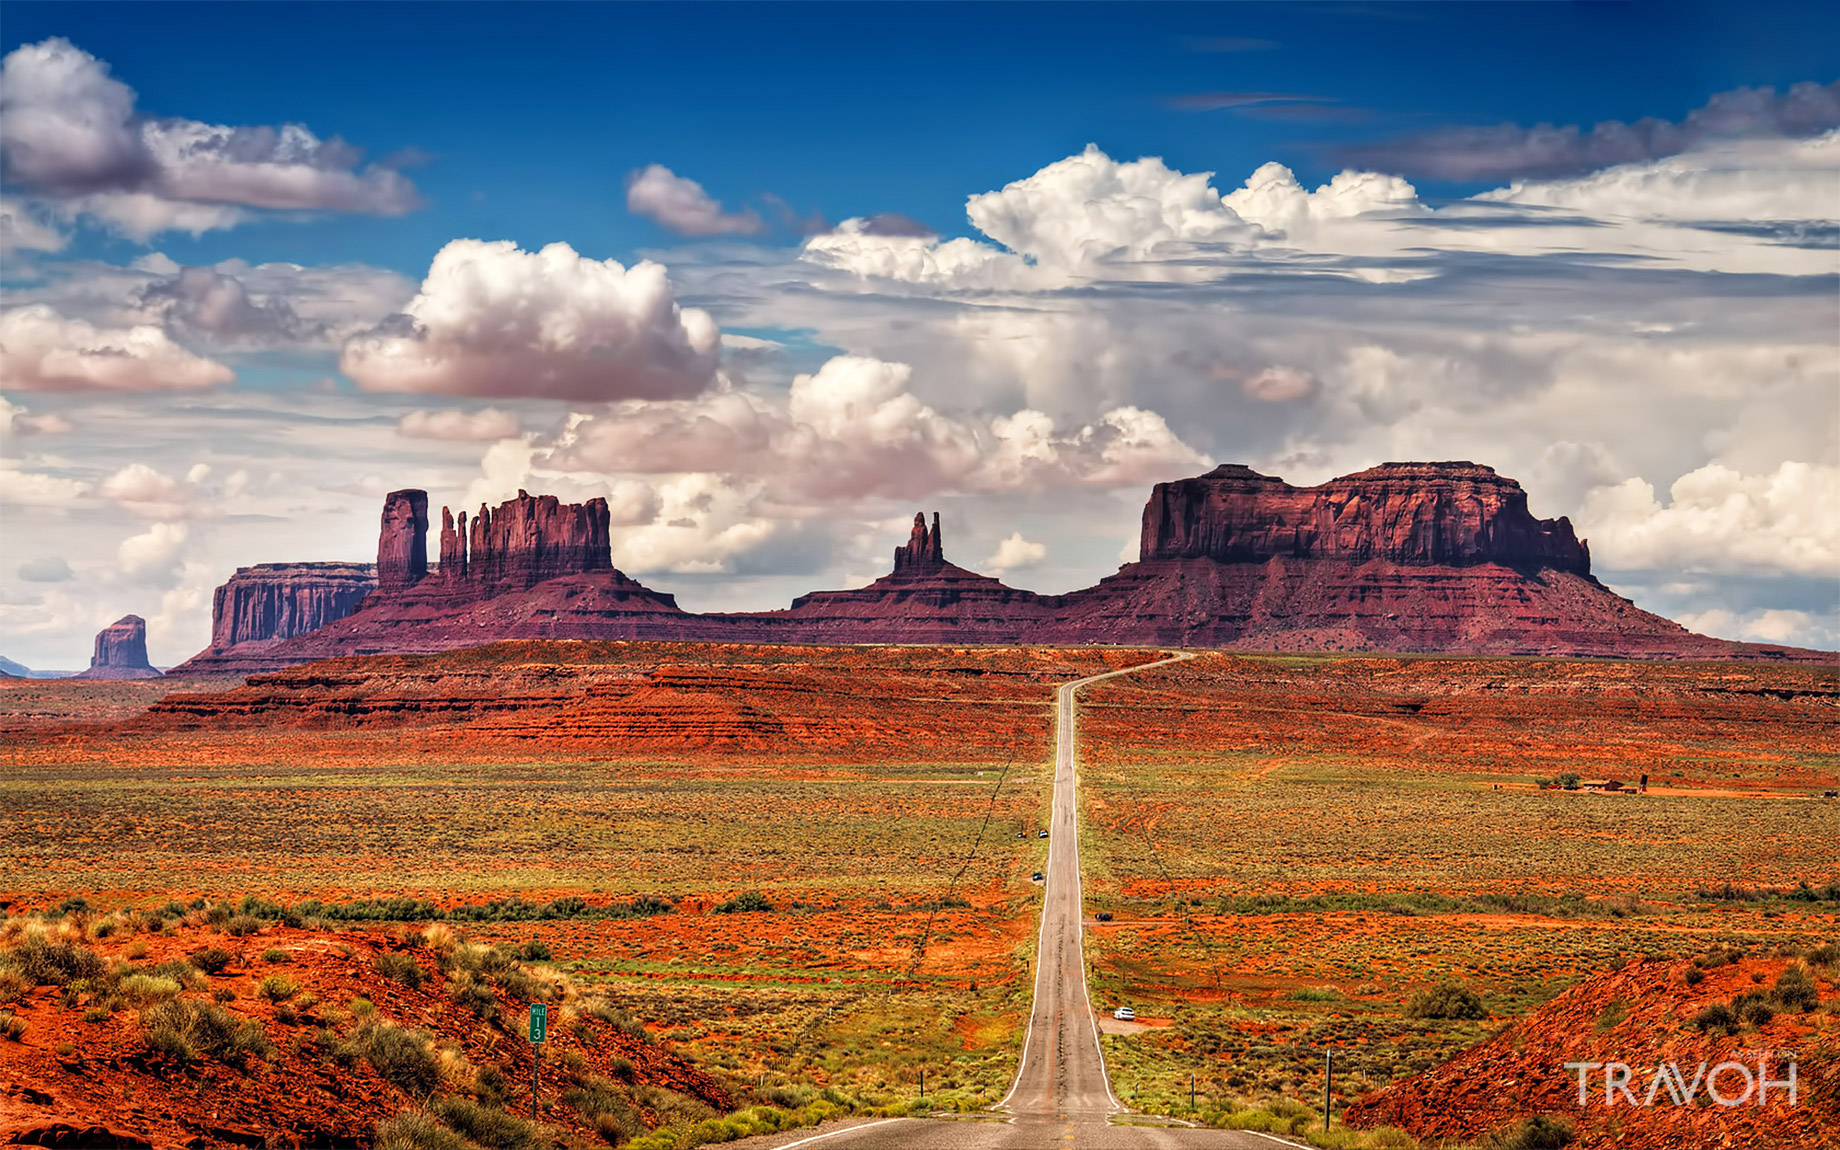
[116,520,188,582]
[340,239,722,401]
[1577,460,1840,577]
[0,38,418,241]
[984,531,1047,572]
[0,304,233,390]
[625,164,764,237]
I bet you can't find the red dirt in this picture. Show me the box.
[1344,955,1840,1149]
[0,918,729,1149]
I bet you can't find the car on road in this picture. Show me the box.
[1031,871,1044,882]
[1113,1007,1135,1021]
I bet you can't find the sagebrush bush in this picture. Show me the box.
[1404,981,1487,1020]
[374,1110,474,1150]
[373,951,425,989]
[1484,1115,1575,1149]
[142,997,271,1066]
[362,1022,441,1095]
[4,933,105,986]
[189,947,233,974]
[120,973,183,1005]
[257,974,298,1002]
[0,1010,26,1041]
[432,1095,543,1149]
[1693,1001,1737,1033]
[1772,964,1820,1012]
[714,891,774,914]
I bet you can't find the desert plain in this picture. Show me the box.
[1,642,1836,1149]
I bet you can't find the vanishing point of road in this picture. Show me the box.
[735,652,1298,1149]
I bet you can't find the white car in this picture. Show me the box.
[1113,1007,1135,1021]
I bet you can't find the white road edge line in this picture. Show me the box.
[992,650,1194,1116]
[1237,1132,1310,1147]
[768,1118,905,1149]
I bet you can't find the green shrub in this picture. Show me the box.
[141,997,271,1066]
[375,1110,476,1150]
[1290,986,1340,1002]
[364,1023,440,1096]
[1404,981,1487,1020]
[1733,992,1774,1027]
[714,891,774,914]
[1484,1115,1575,1149]
[516,939,552,962]
[1693,1001,1737,1033]
[4,934,105,985]
[1808,942,1839,969]
[450,973,498,1018]
[189,947,233,974]
[1683,966,1705,986]
[1772,964,1820,1012]
[223,915,264,937]
[261,948,291,963]
[0,1011,26,1041]
[256,974,298,1002]
[373,951,425,989]
[564,1075,642,1143]
[431,1096,542,1149]
[120,973,183,1005]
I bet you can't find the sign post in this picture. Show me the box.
[529,1002,548,1118]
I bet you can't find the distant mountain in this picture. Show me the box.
[0,655,73,679]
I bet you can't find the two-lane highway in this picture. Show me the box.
[734,652,1296,1149]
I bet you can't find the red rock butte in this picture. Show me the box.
[71,614,162,680]
[171,462,1834,674]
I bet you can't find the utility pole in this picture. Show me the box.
[1189,1072,1196,1115]
[1323,1049,1334,1132]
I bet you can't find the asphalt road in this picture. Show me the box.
[732,653,1298,1149]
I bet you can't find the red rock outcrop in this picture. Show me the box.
[1141,462,1590,571]
[375,489,428,592]
[70,615,160,679]
[167,466,1836,672]
[169,563,377,676]
[437,489,613,599]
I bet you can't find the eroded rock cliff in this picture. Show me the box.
[71,615,161,679]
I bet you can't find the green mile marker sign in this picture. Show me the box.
[529,1002,548,1044]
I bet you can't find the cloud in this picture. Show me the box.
[0,38,419,240]
[0,395,72,436]
[116,520,188,583]
[984,531,1047,572]
[1221,162,1423,233]
[134,265,322,344]
[1238,365,1319,403]
[1167,91,1337,112]
[1475,130,1840,222]
[16,555,71,582]
[396,407,521,441]
[966,144,1260,271]
[801,217,1026,287]
[1577,461,1840,578]
[539,353,1207,504]
[625,164,765,237]
[340,239,722,401]
[0,195,65,252]
[1674,607,1833,647]
[1337,79,1840,181]
[0,304,233,390]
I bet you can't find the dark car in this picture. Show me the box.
[1095,912,1113,922]
[1031,871,1044,882]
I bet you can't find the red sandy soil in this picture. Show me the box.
[5,642,1162,767]
[1345,955,1840,1149]
[0,919,728,1149]
[1083,652,1840,792]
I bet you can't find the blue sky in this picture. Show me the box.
[11,0,1838,270]
[2,1,1836,666]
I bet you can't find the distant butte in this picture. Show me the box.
[170,463,1835,674]
[71,615,163,680]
